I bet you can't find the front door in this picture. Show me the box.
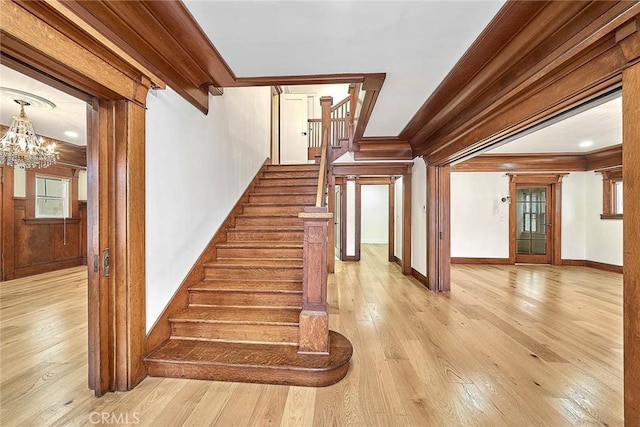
[514,185,552,264]
[280,94,308,164]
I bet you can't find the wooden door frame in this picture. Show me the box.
[511,184,552,264]
[1,3,155,396]
[426,164,450,292]
[508,174,565,266]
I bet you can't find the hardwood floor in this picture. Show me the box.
[0,245,623,426]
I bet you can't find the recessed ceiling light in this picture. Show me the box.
[64,130,79,138]
[579,140,594,148]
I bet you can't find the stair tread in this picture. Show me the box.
[192,281,302,292]
[205,259,303,268]
[231,226,303,230]
[217,242,303,248]
[146,331,351,370]
[171,306,300,324]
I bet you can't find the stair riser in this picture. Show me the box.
[258,178,317,186]
[242,205,309,215]
[249,194,316,204]
[262,171,318,179]
[253,186,317,194]
[235,217,303,227]
[205,267,303,280]
[171,322,298,345]
[226,230,304,242]
[216,247,303,259]
[146,361,349,387]
[265,165,319,172]
[193,281,302,292]
[189,290,302,307]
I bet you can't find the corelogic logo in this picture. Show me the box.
[89,412,141,424]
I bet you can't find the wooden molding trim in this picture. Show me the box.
[585,260,623,274]
[234,73,374,87]
[332,162,413,177]
[410,268,427,286]
[454,144,623,172]
[353,74,385,145]
[451,257,511,265]
[345,256,357,262]
[13,257,85,279]
[145,158,270,353]
[562,259,587,267]
[402,1,639,164]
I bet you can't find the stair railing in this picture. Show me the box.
[298,96,333,354]
[307,84,359,157]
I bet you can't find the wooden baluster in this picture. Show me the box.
[298,207,332,354]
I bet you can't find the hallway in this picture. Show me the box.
[0,245,623,426]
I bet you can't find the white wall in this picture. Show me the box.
[77,169,87,201]
[561,172,587,260]
[412,158,427,275]
[361,185,388,244]
[585,171,623,266]
[346,180,356,256]
[450,172,510,258]
[145,86,271,332]
[13,166,26,197]
[394,176,403,260]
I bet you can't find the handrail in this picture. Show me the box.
[316,96,333,207]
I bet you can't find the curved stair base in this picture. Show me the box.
[145,331,352,387]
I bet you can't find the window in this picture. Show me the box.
[36,176,70,218]
[600,167,623,219]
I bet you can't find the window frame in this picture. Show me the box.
[35,175,71,219]
[600,167,623,220]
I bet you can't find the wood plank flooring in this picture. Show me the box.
[0,245,623,426]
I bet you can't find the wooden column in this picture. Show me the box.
[426,164,451,291]
[298,207,333,354]
[622,51,640,427]
[388,177,395,262]
[402,170,412,275]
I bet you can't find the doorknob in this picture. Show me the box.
[301,132,308,136]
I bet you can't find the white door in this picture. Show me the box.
[280,94,308,164]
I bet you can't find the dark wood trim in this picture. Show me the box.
[388,178,395,263]
[403,2,638,164]
[586,144,623,170]
[392,255,402,267]
[357,177,393,185]
[1,167,15,281]
[13,257,84,278]
[235,73,371,87]
[426,164,450,291]
[332,162,413,177]
[402,171,412,275]
[353,74,385,145]
[562,259,587,267]
[623,59,640,425]
[586,260,623,274]
[453,153,586,172]
[146,159,269,353]
[328,173,335,273]
[354,178,361,262]
[451,257,511,265]
[454,145,622,173]
[21,218,81,225]
[340,181,347,262]
[345,256,357,262]
[411,268,427,286]
[600,166,624,218]
[600,213,624,220]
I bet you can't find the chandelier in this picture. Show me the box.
[0,100,59,168]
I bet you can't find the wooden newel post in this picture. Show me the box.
[298,206,333,354]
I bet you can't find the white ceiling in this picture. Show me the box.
[0,64,87,146]
[487,96,622,154]
[184,0,506,136]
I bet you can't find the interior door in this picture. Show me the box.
[280,94,308,164]
[335,184,342,260]
[514,185,552,264]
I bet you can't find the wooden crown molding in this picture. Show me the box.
[0,125,87,168]
[401,1,639,165]
[453,144,622,172]
[331,162,413,177]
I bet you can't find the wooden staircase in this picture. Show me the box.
[145,164,352,387]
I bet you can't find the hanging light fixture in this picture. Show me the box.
[0,99,59,168]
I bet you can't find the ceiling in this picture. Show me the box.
[0,2,622,157]
[183,0,505,136]
[0,64,87,146]
[486,95,622,154]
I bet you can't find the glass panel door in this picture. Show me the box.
[516,186,548,259]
